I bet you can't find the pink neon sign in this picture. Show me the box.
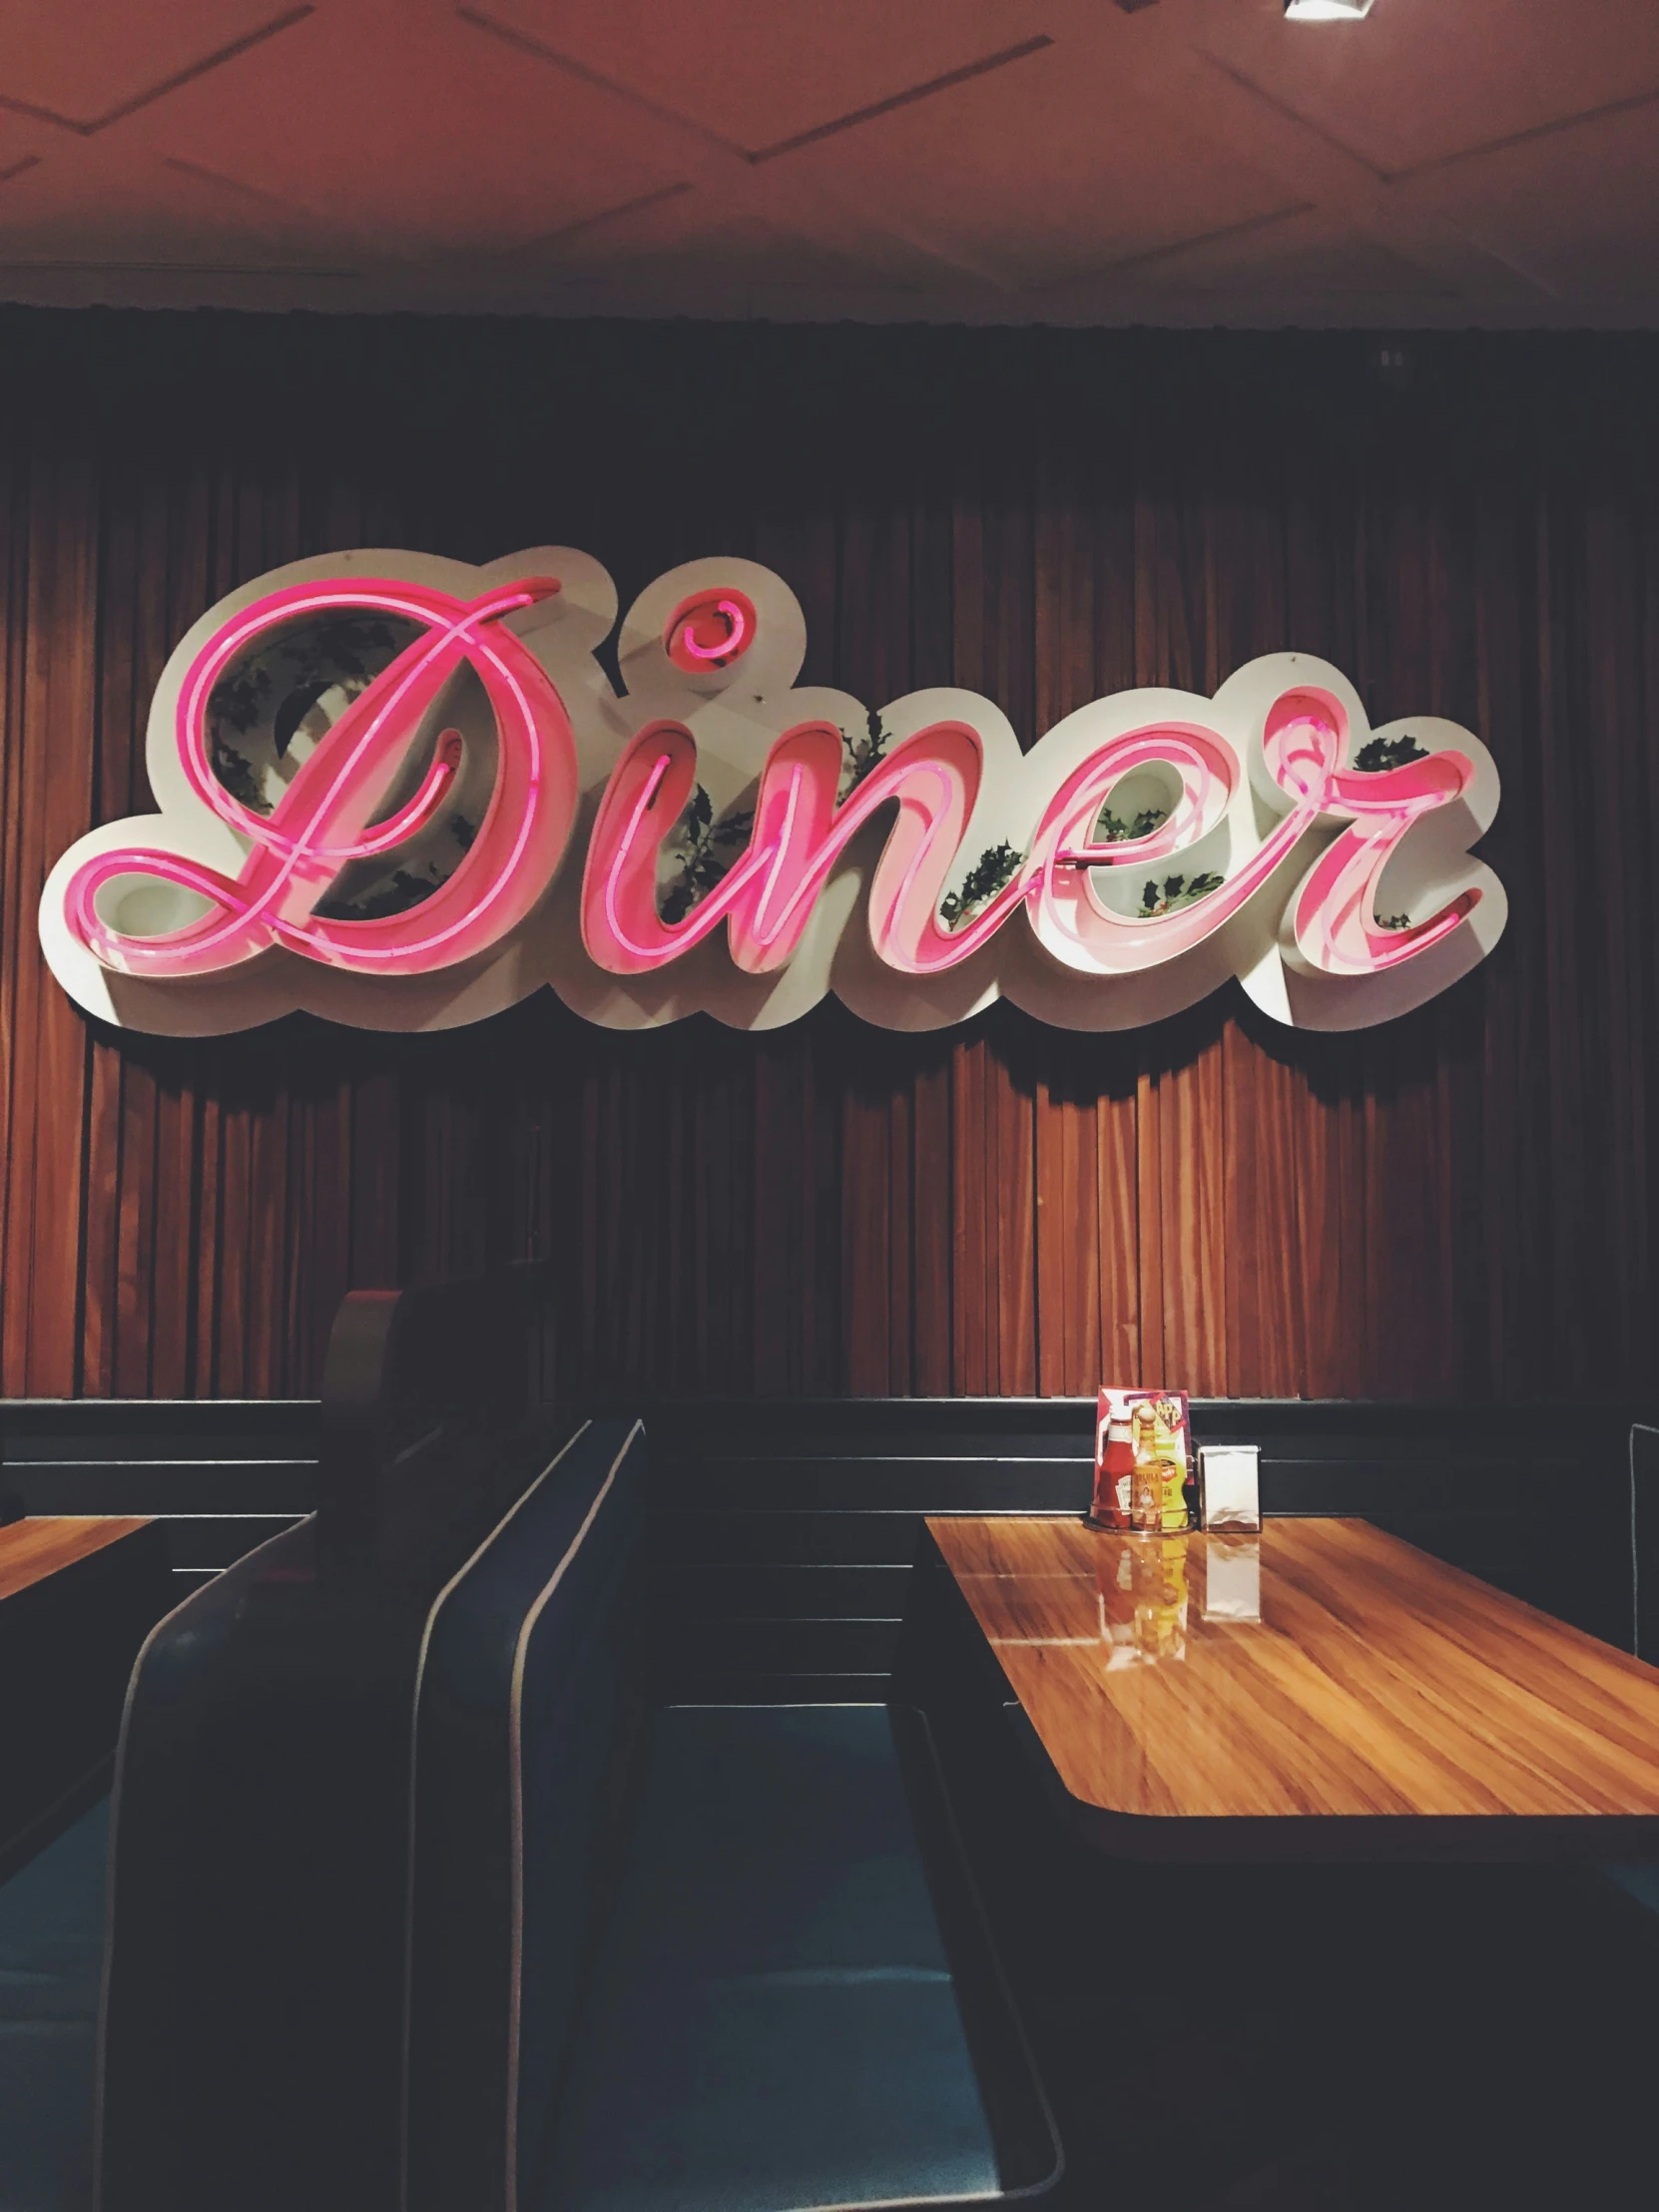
[666,589,755,673]
[39,551,1506,1036]
[579,687,1480,984]
[65,578,579,979]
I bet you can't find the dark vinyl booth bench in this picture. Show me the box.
[93,1272,1061,2212]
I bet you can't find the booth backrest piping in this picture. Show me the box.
[396,1416,595,2212]
[503,1419,643,2212]
[92,1514,312,2212]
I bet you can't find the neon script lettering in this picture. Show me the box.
[38,549,1507,1038]
[581,695,1477,988]
[64,577,576,980]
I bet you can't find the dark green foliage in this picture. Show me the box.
[210,735,272,816]
[842,710,890,792]
[1377,912,1411,930]
[316,868,438,921]
[940,841,1024,929]
[273,681,331,761]
[1096,802,1170,842]
[296,617,404,680]
[660,784,756,924]
[1138,870,1224,917]
[317,807,478,919]
[209,664,274,739]
[1354,734,1428,773]
[207,613,418,807]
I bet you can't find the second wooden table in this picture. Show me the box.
[925,1514,1659,1861]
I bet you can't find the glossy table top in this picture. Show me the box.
[925,1515,1659,1860]
[0,1515,153,1604]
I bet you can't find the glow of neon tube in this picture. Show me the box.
[579,691,1480,994]
[158,586,548,964]
[66,578,578,980]
[62,567,1486,1016]
[680,599,749,663]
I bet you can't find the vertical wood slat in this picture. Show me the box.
[910,1050,953,1397]
[949,1039,989,1395]
[1096,1074,1140,1388]
[0,313,1651,1403]
[0,432,28,1383]
[7,430,99,1394]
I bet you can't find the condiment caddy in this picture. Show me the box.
[1092,1387,1260,1534]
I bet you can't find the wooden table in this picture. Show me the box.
[925,1515,1659,1861]
[0,1515,154,1603]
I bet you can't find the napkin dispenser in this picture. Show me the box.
[1197,1444,1261,1533]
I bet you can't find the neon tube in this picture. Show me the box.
[66,578,579,979]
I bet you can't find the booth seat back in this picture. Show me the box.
[404,1417,649,2212]
[98,1514,423,2212]
[99,1263,575,2212]
[98,1418,592,2212]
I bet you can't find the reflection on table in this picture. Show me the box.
[924,1514,1659,1861]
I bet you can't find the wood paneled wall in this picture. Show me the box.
[0,309,1655,1401]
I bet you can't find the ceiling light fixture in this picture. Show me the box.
[1285,0,1375,19]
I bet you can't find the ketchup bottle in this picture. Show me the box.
[1093,1415,1136,1529]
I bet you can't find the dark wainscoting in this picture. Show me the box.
[645,1398,1645,1703]
[0,1399,318,1598]
[1635,1420,1659,1666]
[0,1396,1644,1699]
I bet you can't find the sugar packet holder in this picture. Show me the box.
[1197,1444,1261,1533]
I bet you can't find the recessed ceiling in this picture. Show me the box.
[0,0,1655,325]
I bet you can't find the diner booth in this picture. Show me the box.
[6,1261,1659,2210]
[5,181,1659,2212]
